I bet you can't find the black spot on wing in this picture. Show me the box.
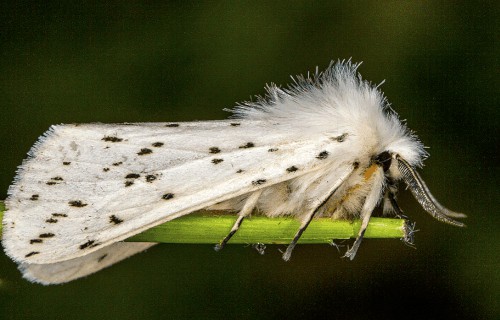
[152,142,164,147]
[209,147,221,154]
[162,193,174,200]
[52,213,68,217]
[46,176,64,185]
[252,179,266,186]
[103,167,110,172]
[145,175,157,182]
[236,169,244,173]
[230,123,240,126]
[286,166,298,173]
[316,151,329,160]
[109,215,124,224]
[69,200,87,207]
[102,136,123,142]
[98,254,108,262]
[239,142,255,149]
[63,161,71,165]
[45,218,58,223]
[25,251,40,257]
[268,148,278,152]
[125,181,134,187]
[334,133,348,142]
[125,173,140,179]
[165,123,179,127]
[137,148,153,155]
[30,239,43,244]
[112,162,123,166]
[80,240,100,250]
[79,241,93,249]
[30,194,39,201]
[39,233,55,238]
[212,158,224,164]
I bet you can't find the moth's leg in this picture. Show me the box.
[214,190,263,252]
[388,190,408,219]
[252,243,266,255]
[344,168,385,260]
[383,184,406,219]
[282,207,316,261]
[282,164,357,261]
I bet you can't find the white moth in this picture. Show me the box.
[2,61,466,285]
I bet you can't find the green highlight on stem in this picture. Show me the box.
[0,201,409,244]
[126,214,407,244]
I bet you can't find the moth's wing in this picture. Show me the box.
[4,120,340,264]
[19,242,155,285]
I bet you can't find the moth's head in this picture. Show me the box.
[373,150,466,227]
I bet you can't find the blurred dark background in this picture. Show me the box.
[0,2,497,319]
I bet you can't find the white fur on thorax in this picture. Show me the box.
[228,61,425,218]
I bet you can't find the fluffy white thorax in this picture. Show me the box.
[231,61,426,167]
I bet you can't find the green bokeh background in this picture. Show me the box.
[0,2,497,319]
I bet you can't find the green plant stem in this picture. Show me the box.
[0,201,408,244]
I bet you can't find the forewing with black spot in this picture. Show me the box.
[4,121,345,265]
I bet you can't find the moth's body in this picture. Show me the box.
[2,61,465,284]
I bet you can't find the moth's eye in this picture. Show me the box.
[375,151,392,172]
